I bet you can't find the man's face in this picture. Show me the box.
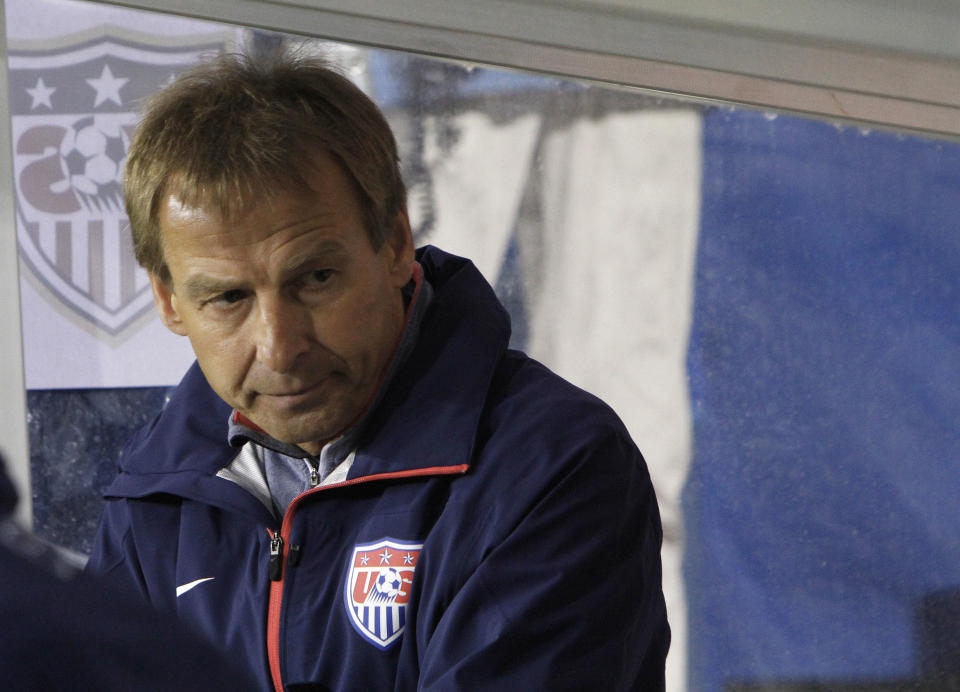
[150,151,414,455]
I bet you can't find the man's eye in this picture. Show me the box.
[305,269,333,286]
[214,290,246,305]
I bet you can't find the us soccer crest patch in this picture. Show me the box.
[344,538,422,649]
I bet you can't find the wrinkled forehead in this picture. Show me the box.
[158,164,311,227]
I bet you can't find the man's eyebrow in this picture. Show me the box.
[282,240,348,275]
[179,276,238,301]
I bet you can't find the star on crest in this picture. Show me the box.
[86,64,128,107]
[359,554,369,566]
[402,552,415,565]
[378,549,393,564]
[26,77,55,110]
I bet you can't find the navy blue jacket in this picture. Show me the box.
[0,457,256,690]
[88,247,669,690]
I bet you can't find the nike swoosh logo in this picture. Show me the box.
[176,577,215,597]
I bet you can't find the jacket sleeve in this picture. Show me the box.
[418,429,670,691]
[86,498,155,606]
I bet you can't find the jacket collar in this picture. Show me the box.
[103,361,265,516]
[349,246,510,478]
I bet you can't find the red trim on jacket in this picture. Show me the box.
[266,461,470,691]
[233,411,263,432]
[267,527,285,692]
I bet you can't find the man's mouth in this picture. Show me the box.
[260,379,327,404]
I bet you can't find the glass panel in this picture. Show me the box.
[5,1,958,690]
[5,0,239,560]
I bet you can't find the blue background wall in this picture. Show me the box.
[684,109,960,690]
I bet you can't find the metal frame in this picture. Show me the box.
[79,0,960,139]
[0,0,31,525]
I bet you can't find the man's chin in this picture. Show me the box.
[256,414,344,453]
[247,389,364,450]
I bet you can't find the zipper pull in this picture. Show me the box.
[269,532,284,581]
[309,466,320,487]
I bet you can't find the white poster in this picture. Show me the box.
[6,0,239,388]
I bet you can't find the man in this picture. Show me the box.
[88,47,669,690]
[0,455,255,690]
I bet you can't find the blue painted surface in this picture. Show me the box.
[685,109,960,690]
[28,387,171,554]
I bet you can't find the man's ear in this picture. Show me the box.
[149,273,188,336]
[385,206,416,287]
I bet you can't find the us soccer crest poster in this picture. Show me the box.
[5,0,239,388]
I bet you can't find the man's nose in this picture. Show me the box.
[255,294,311,373]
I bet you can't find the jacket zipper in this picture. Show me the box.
[268,532,284,581]
[264,463,469,692]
